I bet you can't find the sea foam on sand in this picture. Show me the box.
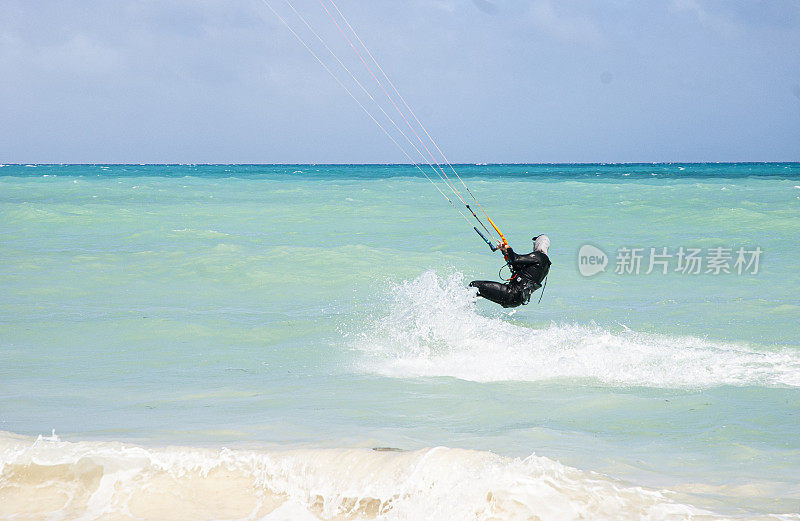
[0,431,718,521]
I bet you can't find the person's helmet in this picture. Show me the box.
[533,234,550,254]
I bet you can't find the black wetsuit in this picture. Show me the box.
[469,248,551,308]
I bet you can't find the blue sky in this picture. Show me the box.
[2,0,798,163]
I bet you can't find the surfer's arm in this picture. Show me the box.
[506,249,540,271]
[504,247,530,275]
[500,244,516,267]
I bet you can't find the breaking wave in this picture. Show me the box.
[0,432,718,521]
[353,271,800,388]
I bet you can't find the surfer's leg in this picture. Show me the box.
[469,281,524,308]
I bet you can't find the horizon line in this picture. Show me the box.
[3,161,798,167]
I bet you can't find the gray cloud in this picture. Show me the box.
[1,0,799,163]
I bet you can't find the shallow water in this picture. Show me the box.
[1,163,799,519]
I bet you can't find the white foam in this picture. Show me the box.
[35,428,61,443]
[353,271,800,388]
[0,432,713,521]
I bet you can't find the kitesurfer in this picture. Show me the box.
[469,235,551,308]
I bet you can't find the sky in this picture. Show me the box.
[1,0,799,163]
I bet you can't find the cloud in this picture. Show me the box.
[528,0,603,46]
[472,0,499,15]
[669,0,738,35]
[1,0,798,162]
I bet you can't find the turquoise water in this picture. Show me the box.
[1,163,799,519]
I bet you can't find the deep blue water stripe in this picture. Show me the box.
[1,163,799,180]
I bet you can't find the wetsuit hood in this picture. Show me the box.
[534,235,550,254]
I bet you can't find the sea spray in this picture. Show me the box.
[354,271,800,388]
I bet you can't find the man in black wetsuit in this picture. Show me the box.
[469,235,551,308]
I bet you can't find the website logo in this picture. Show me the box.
[578,244,608,277]
[577,244,762,276]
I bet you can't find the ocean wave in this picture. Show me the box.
[352,271,800,388]
[0,432,715,521]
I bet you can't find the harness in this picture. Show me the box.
[498,254,548,304]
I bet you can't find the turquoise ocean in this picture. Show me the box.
[1,163,799,520]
